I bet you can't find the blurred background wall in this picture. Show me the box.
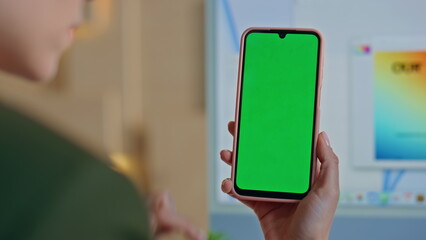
[140,0,208,231]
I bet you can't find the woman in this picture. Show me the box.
[0,0,340,239]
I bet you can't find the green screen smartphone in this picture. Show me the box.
[231,28,322,201]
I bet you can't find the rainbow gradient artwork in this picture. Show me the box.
[374,51,426,160]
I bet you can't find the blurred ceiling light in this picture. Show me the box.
[109,152,132,175]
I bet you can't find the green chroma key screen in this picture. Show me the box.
[235,31,320,195]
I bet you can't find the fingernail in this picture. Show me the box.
[221,179,232,194]
[224,150,231,157]
[323,132,331,147]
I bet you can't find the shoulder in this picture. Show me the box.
[0,105,151,239]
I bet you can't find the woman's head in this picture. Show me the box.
[0,0,88,81]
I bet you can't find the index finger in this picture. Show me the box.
[228,121,236,137]
[315,132,340,197]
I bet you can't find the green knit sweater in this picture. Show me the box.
[0,105,150,240]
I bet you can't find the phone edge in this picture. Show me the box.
[230,27,323,203]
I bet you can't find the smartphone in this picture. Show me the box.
[231,28,323,202]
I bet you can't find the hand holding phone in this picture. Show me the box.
[219,28,340,239]
[220,122,339,240]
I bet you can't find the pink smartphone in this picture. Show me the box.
[231,28,323,202]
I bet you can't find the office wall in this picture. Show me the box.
[140,0,208,233]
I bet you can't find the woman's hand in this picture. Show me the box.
[220,121,340,240]
[149,191,207,240]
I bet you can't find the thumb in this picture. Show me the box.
[312,132,340,199]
